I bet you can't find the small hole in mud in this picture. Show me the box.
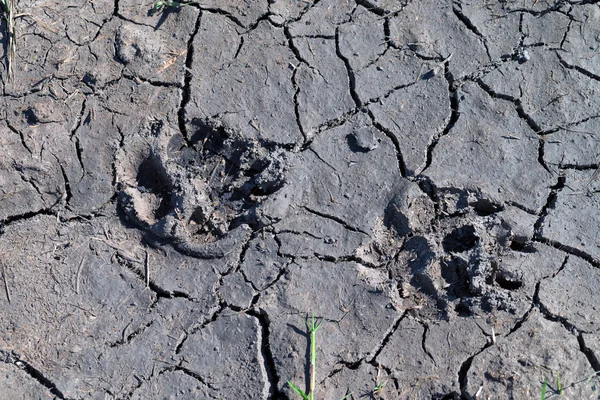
[344,360,361,370]
[82,73,97,86]
[249,185,271,197]
[383,201,411,237]
[440,258,471,299]
[509,241,537,253]
[517,358,533,367]
[454,301,473,317]
[225,187,254,205]
[495,273,523,290]
[150,119,164,136]
[509,240,526,252]
[189,208,206,225]
[23,108,39,125]
[245,159,269,176]
[251,179,285,197]
[136,155,171,219]
[189,118,228,152]
[137,156,169,193]
[442,225,478,253]
[472,198,503,216]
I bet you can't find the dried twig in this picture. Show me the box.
[76,257,85,295]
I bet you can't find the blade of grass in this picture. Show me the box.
[287,380,309,400]
[587,371,600,393]
[373,380,387,395]
[306,312,324,400]
[288,312,324,400]
[287,312,351,400]
[541,377,548,400]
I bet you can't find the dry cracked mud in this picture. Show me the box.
[1,0,600,399]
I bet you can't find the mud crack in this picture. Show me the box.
[246,308,284,399]
[422,64,459,174]
[1,351,66,399]
[178,12,202,146]
[335,27,361,107]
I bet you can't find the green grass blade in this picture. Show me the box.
[541,377,548,400]
[287,313,326,400]
[587,371,600,392]
[288,380,309,400]
[306,312,323,400]
[556,373,562,395]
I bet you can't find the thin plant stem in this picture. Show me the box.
[541,377,548,400]
[287,312,324,400]
[287,313,350,400]
[306,313,324,400]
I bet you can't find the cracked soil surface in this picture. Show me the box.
[1,0,600,399]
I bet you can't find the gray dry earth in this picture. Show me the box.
[1,0,600,399]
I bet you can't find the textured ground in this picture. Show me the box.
[1,0,600,399]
